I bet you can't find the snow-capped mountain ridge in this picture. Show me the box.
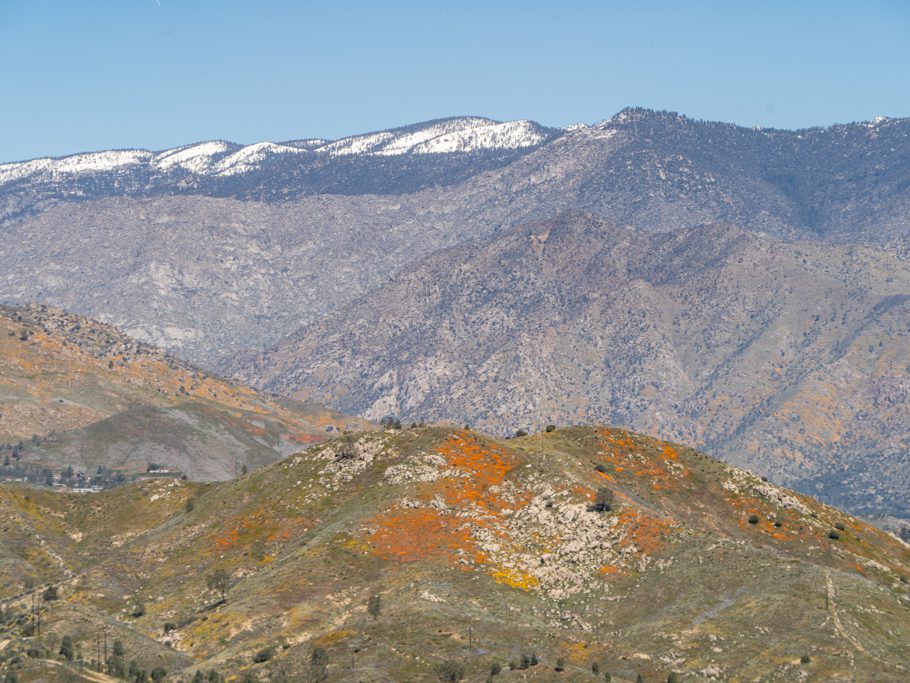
[0,116,558,187]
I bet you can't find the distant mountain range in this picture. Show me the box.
[0,116,561,219]
[2,108,909,527]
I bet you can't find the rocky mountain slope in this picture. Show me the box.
[239,215,910,527]
[1,111,908,367]
[2,109,909,528]
[0,305,366,480]
[1,425,909,681]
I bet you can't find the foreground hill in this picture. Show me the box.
[240,215,910,528]
[1,425,909,681]
[0,304,366,480]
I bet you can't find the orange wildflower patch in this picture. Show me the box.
[598,564,623,575]
[368,506,483,565]
[211,506,300,553]
[266,517,309,544]
[723,492,806,543]
[596,429,689,492]
[616,508,674,555]
[434,434,522,511]
[572,485,596,502]
[214,526,241,551]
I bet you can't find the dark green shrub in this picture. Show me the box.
[514,430,528,438]
[828,530,840,540]
[545,425,556,433]
[748,514,760,524]
[592,661,600,674]
[436,660,465,682]
[380,416,402,430]
[834,522,845,531]
[490,662,502,676]
[42,585,58,601]
[253,647,275,663]
[151,667,167,682]
[368,593,382,619]
[555,656,566,672]
[163,622,177,634]
[800,653,811,664]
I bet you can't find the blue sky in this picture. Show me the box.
[1,0,908,162]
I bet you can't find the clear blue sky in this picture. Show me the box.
[1,0,908,162]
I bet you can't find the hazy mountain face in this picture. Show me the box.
[2,109,910,524]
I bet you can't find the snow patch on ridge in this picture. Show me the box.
[0,150,151,185]
[154,141,234,173]
[318,131,396,157]
[406,120,547,154]
[370,117,493,155]
[214,142,309,176]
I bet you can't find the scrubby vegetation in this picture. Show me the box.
[0,425,908,680]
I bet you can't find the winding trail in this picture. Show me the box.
[824,569,866,655]
[823,568,909,676]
